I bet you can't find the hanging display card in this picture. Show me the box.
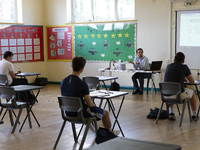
[0,25,44,62]
[46,25,73,61]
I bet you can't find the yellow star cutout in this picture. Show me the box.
[97,34,101,38]
[84,34,88,38]
[118,33,123,38]
[78,34,81,39]
[124,33,129,38]
[111,33,115,38]
[91,34,95,38]
[103,33,108,38]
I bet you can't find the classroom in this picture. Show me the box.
[0,0,200,149]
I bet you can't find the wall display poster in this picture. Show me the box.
[0,25,44,62]
[46,25,73,61]
[74,22,136,62]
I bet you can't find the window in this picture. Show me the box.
[0,0,23,24]
[66,0,135,23]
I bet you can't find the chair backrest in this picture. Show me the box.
[58,96,85,123]
[0,74,8,86]
[159,82,182,103]
[0,86,16,105]
[83,76,100,90]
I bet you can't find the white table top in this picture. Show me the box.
[16,72,41,77]
[90,90,128,99]
[98,68,161,74]
[11,85,44,92]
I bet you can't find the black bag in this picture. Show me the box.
[34,77,48,86]
[95,127,118,144]
[16,91,36,105]
[109,81,120,91]
[147,107,168,119]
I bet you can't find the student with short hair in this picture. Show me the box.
[0,51,27,85]
[164,52,197,120]
[61,56,117,132]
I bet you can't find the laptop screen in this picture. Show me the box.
[149,61,162,70]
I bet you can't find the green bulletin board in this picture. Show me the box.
[74,22,136,62]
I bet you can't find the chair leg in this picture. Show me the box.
[176,104,180,115]
[11,108,23,133]
[71,123,78,143]
[8,110,14,126]
[77,124,84,141]
[79,119,93,150]
[53,120,66,149]
[155,101,164,124]
[179,101,187,127]
[187,101,192,122]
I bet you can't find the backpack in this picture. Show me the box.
[34,77,48,86]
[95,127,118,144]
[109,81,120,91]
[147,107,168,119]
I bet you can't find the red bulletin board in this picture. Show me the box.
[0,25,44,62]
[46,25,73,61]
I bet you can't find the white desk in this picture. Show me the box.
[90,90,128,137]
[98,68,162,95]
[12,85,44,132]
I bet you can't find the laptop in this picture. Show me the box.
[145,61,162,71]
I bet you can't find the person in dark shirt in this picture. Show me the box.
[164,52,197,120]
[60,56,112,130]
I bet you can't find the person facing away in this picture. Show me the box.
[164,52,197,120]
[60,56,112,130]
[129,48,150,94]
[0,51,25,86]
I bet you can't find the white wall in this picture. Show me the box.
[12,0,46,83]
[19,0,199,88]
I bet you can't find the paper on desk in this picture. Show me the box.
[90,90,110,97]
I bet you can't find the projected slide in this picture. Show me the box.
[180,11,200,47]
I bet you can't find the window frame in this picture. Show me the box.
[66,0,135,23]
[0,0,23,24]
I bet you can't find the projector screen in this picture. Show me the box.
[176,10,200,69]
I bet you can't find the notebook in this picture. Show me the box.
[145,61,162,71]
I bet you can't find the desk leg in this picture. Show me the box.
[109,96,125,137]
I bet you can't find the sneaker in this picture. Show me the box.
[138,91,143,95]
[0,120,4,124]
[168,113,176,120]
[132,90,139,94]
[112,130,120,136]
[192,115,199,120]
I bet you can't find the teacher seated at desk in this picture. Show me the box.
[129,48,150,95]
[0,51,28,86]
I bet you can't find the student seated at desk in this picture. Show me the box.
[129,48,151,94]
[0,51,28,86]
[60,56,119,135]
[164,52,197,120]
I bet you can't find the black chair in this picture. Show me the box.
[155,82,192,126]
[83,76,100,91]
[53,96,98,150]
[0,86,28,133]
[0,74,8,86]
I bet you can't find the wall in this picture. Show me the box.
[43,0,170,89]
[12,0,46,83]
[20,0,199,88]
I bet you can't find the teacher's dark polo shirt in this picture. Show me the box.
[164,62,191,92]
